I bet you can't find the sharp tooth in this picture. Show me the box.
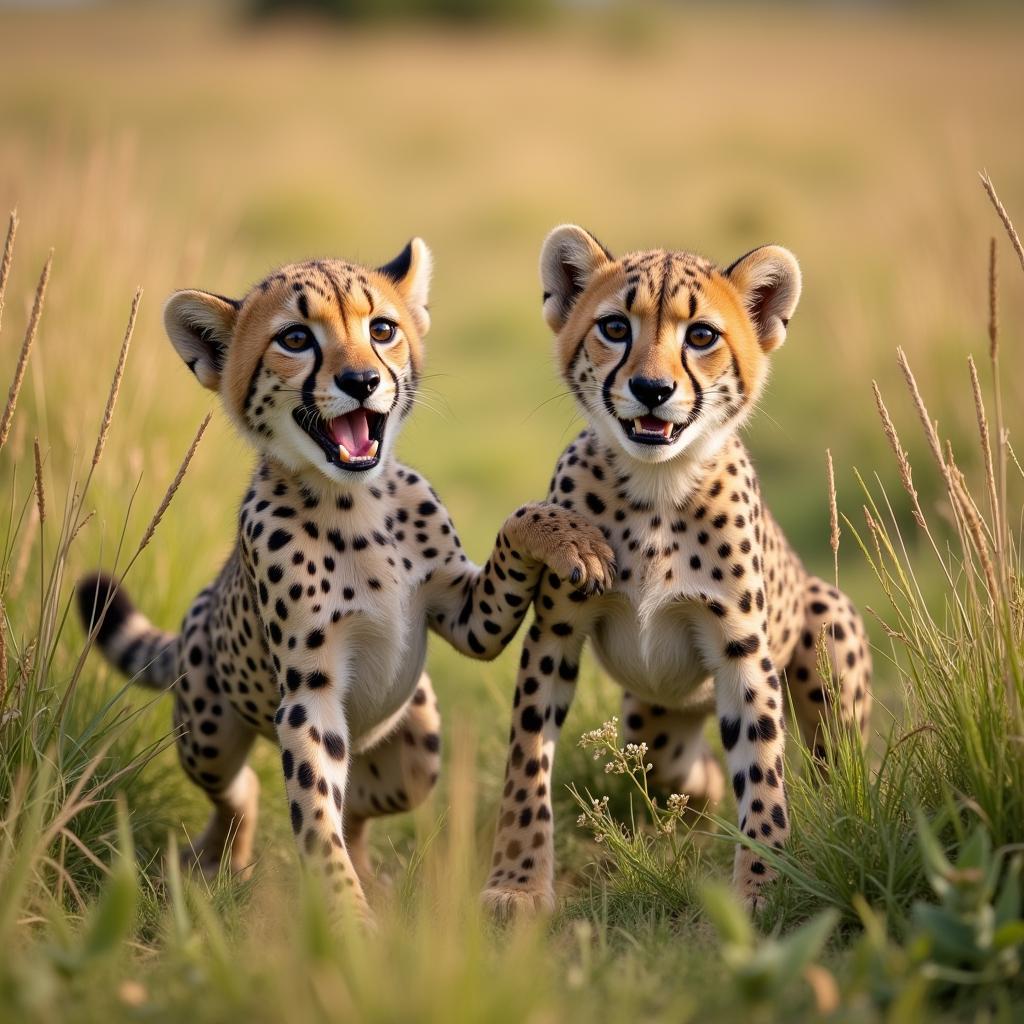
[338,444,352,463]
[661,421,672,436]
[634,418,644,434]
[367,439,379,459]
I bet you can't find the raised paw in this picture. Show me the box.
[480,884,556,921]
[508,504,616,596]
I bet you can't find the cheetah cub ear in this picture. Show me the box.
[724,245,802,353]
[377,237,433,337]
[163,290,240,391]
[540,224,613,332]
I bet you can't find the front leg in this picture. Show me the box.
[705,622,790,909]
[274,648,369,920]
[481,581,593,918]
[427,502,614,661]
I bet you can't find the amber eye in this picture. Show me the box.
[369,318,397,344]
[277,325,315,352]
[597,315,631,344]
[685,323,719,349]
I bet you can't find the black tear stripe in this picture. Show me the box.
[243,355,266,417]
[729,351,746,396]
[601,330,632,422]
[678,341,704,426]
[299,341,324,425]
[566,332,590,401]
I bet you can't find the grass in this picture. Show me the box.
[1,2,1024,1020]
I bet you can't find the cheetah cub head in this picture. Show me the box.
[163,241,432,485]
[540,226,801,467]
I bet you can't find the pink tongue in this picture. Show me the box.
[640,416,666,431]
[329,410,374,456]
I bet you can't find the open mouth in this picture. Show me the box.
[618,415,685,446]
[293,406,388,472]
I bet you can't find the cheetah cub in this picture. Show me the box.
[482,227,871,917]
[77,241,614,918]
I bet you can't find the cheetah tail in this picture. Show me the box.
[76,572,180,689]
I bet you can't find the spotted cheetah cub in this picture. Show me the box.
[482,227,872,917]
[77,241,614,918]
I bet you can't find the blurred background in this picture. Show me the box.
[1,0,1022,872]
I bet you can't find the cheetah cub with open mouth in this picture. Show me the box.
[77,240,614,919]
[482,227,871,917]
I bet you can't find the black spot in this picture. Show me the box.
[521,706,544,733]
[725,634,760,659]
[720,716,742,751]
[268,529,293,552]
[733,772,745,799]
[323,731,346,760]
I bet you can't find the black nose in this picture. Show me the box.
[336,369,380,402]
[629,376,675,409]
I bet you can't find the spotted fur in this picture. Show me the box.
[482,227,872,917]
[77,242,614,919]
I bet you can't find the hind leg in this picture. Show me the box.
[342,674,442,886]
[173,600,260,879]
[622,687,724,809]
[786,576,872,758]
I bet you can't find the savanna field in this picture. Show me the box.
[2,2,1024,1020]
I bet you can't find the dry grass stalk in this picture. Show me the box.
[896,347,946,478]
[0,210,17,338]
[32,437,45,526]
[135,413,211,555]
[988,237,999,361]
[68,509,95,547]
[0,251,52,454]
[969,355,1000,550]
[826,448,840,583]
[872,381,920,522]
[980,172,1024,276]
[92,288,141,469]
[985,222,1009,576]
[0,601,7,705]
[947,449,997,605]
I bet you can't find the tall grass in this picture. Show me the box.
[0,215,210,951]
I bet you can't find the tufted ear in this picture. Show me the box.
[163,290,239,391]
[540,224,612,332]
[378,237,432,336]
[724,245,801,353]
